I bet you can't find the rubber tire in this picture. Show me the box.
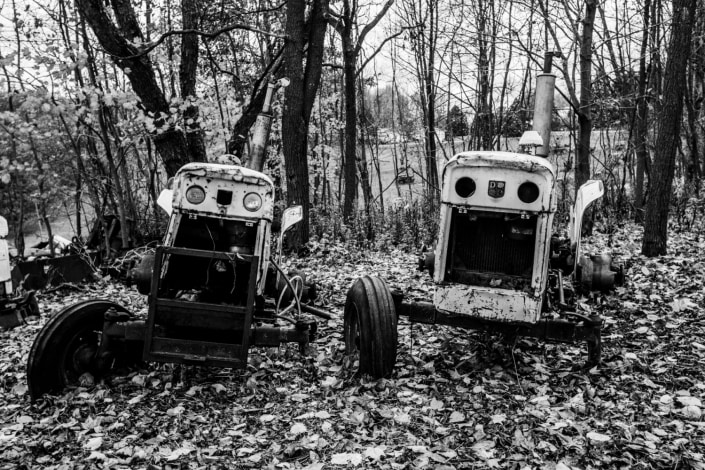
[27,300,130,400]
[344,276,398,378]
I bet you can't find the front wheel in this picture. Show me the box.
[27,300,132,400]
[344,276,398,378]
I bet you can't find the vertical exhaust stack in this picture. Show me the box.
[531,52,558,158]
[246,78,289,173]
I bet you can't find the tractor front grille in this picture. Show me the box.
[165,215,258,303]
[445,208,536,291]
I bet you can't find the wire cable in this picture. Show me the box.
[269,256,303,320]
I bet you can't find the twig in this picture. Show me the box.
[112,24,286,59]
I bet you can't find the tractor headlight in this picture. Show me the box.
[455,177,476,198]
[243,192,262,212]
[518,182,540,203]
[185,185,206,204]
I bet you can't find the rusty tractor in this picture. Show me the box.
[27,79,331,399]
[343,55,624,377]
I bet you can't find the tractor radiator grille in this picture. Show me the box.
[445,208,536,290]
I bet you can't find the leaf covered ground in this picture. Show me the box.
[1,223,704,469]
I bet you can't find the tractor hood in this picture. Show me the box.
[170,162,275,221]
[441,152,556,214]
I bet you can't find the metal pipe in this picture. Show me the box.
[250,324,310,347]
[300,303,333,320]
[245,78,290,173]
[531,73,556,158]
[245,81,277,173]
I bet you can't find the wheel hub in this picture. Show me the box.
[72,343,97,373]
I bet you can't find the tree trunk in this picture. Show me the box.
[475,0,493,150]
[180,0,206,163]
[575,0,597,192]
[642,0,697,256]
[684,0,705,193]
[335,0,393,223]
[281,0,329,248]
[633,0,651,220]
[424,0,439,205]
[357,77,374,230]
[342,24,358,221]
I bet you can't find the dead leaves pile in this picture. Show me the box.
[0,222,704,469]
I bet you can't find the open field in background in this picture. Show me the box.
[317,129,631,211]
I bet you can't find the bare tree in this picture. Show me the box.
[575,0,598,191]
[328,0,395,222]
[642,0,697,256]
[398,0,441,206]
[633,0,652,219]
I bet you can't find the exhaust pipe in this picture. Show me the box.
[245,78,290,173]
[531,52,559,158]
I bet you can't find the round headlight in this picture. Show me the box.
[455,177,476,198]
[518,181,540,203]
[243,192,262,212]
[185,185,206,204]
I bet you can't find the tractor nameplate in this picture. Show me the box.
[488,180,505,198]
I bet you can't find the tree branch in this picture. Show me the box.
[112,23,286,59]
[238,1,287,15]
[354,0,395,55]
[356,29,403,77]
[325,10,345,35]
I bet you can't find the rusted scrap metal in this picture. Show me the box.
[0,291,39,329]
[12,254,96,290]
[0,216,40,329]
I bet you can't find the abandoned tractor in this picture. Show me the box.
[344,56,624,378]
[27,79,331,399]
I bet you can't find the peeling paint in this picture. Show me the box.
[432,150,556,324]
[172,163,274,221]
[433,284,542,323]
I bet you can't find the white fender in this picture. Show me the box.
[157,189,174,216]
[570,180,604,271]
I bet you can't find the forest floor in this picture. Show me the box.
[0,220,704,469]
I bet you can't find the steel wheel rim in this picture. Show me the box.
[345,303,361,355]
[60,327,101,385]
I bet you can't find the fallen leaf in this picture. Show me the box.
[83,436,103,451]
[472,440,495,459]
[364,445,386,460]
[166,405,184,416]
[331,452,363,466]
[430,399,444,410]
[586,431,611,443]
[290,422,307,435]
[166,446,193,461]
